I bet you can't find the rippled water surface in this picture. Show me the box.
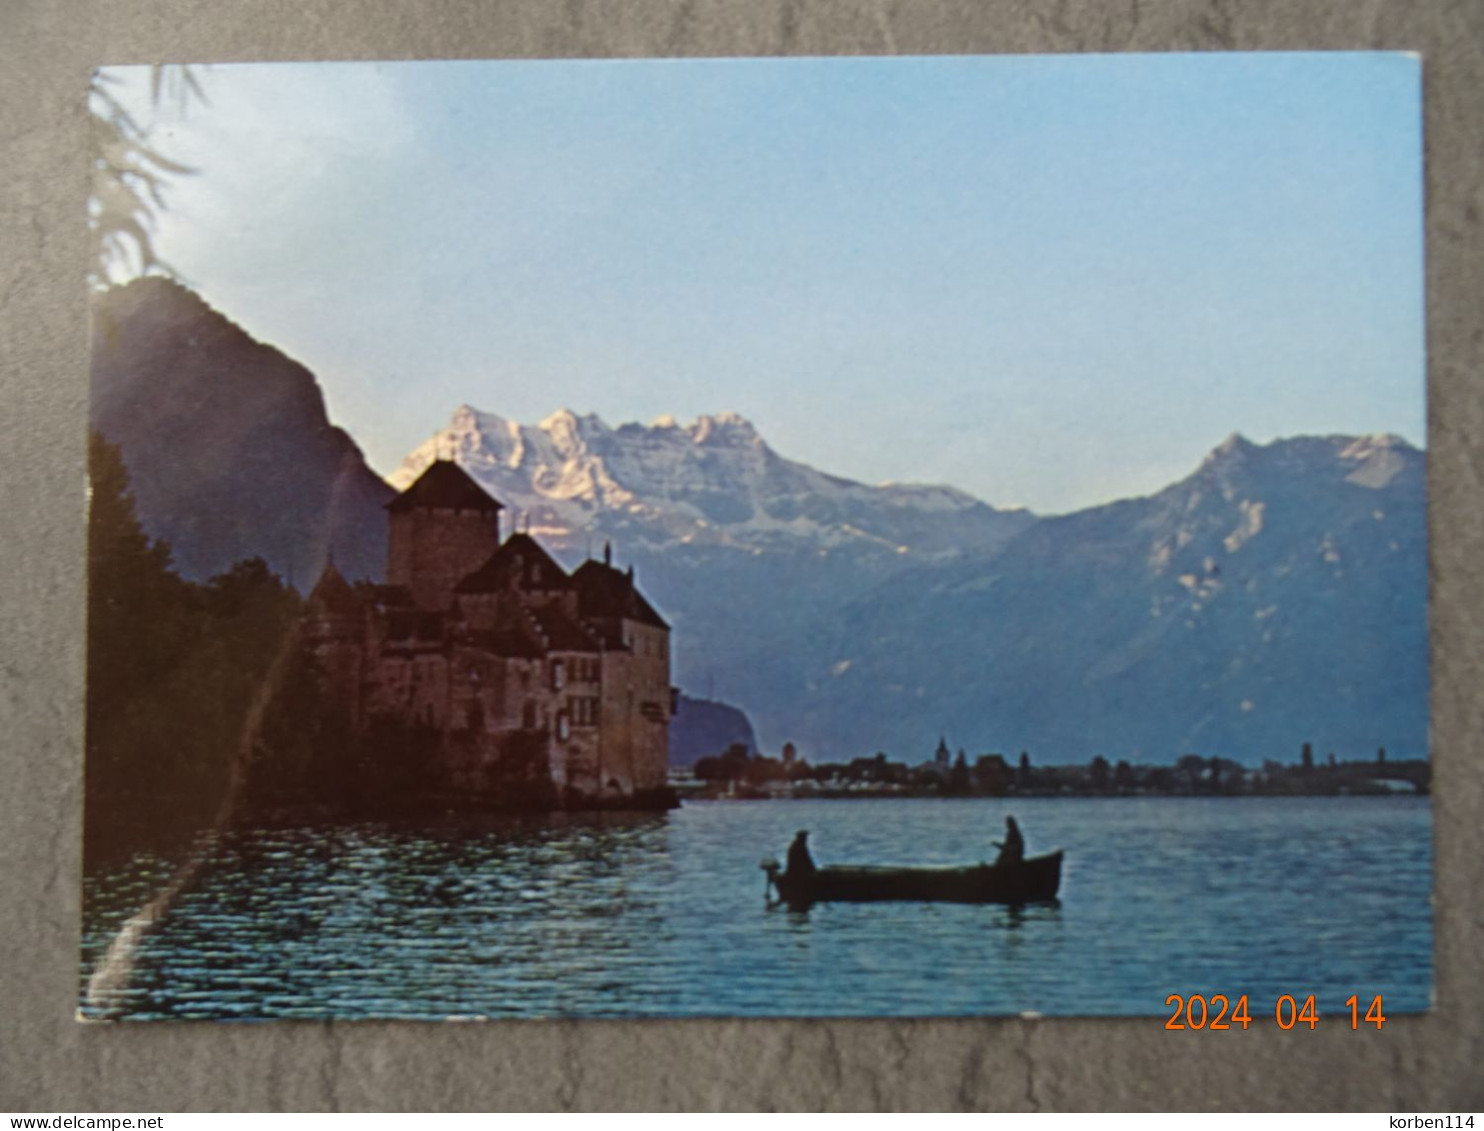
[80,796,1431,1019]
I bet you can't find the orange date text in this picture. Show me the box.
[1163,993,1387,1030]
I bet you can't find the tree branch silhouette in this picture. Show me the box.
[88,66,205,290]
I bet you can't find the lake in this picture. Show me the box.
[78,795,1432,1020]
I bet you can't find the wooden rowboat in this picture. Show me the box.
[762,850,1063,910]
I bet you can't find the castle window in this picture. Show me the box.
[551,660,566,690]
[557,712,571,741]
[572,696,599,727]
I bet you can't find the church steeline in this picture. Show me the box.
[304,460,676,810]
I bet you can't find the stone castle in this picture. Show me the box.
[303,459,675,809]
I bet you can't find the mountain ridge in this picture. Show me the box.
[90,276,395,584]
[733,429,1427,764]
[391,403,1034,557]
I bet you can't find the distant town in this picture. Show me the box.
[672,738,1428,800]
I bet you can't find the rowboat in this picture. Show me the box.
[762,849,1063,910]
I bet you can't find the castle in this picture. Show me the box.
[304,459,675,809]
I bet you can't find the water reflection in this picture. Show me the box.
[80,796,1431,1020]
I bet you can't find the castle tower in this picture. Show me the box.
[386,460,504,611]
[571,557,673,796]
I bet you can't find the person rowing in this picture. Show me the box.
[786,829,816,880]
[761,830,816,906]
[993,815,1024,867]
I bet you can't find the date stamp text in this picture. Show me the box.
[1164,993,1389,1030]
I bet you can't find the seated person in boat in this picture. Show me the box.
[993,815,1024,867]
[786,830,816,880]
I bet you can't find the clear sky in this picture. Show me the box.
[99,53,1424,514]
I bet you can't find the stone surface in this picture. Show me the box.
[2,0,1481,1111]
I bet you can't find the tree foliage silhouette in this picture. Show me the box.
[88,66,205,290]
[87,432,306,868]
[1089,754,1110,791]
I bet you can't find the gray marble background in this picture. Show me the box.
[2,0,1481,1111]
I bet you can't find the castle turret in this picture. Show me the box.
[386,460,504,611]
[306,560,367,727]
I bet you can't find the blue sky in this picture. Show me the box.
[101,53,1424,513]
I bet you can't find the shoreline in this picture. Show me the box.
[673,779,1429,802]
[677,787,1430,802]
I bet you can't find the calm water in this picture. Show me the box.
[79,796,1432,1020]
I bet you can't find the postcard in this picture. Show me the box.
[81,53,1428,1021]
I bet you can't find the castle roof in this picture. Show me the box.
[386,459,504,514]
[454,533,572,595]
[571,559,669,631]
[307,561,363,615]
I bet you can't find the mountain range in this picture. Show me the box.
[393,404,1032,558]
[90,280,1429,767]
[398,406,1427,766]
[733,431,1427,764]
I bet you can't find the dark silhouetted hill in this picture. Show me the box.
[669,694,759,766]
[90,278,393,583]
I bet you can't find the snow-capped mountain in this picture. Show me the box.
[392,405,1031,556]
[735,431,1427,764]
[392,406,1036,718]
